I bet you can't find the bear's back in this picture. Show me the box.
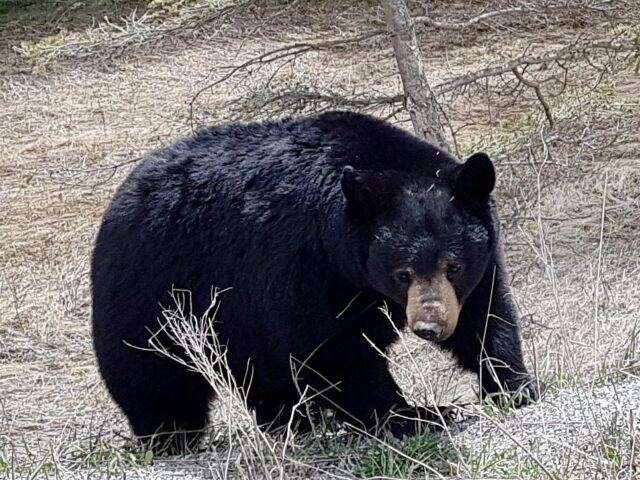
[143,112,456,180]
[100,112,459,249]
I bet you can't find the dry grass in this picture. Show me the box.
[1,0,639,478]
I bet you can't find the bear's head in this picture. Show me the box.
[341,152,496,342]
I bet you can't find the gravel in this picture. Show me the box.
[450,377,640,479]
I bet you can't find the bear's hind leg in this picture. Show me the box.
[127,388,211,454]
[106,357,213,454]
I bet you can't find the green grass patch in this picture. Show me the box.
[0,449,8,473]
[354,433,454,478]
[62,439,154,472]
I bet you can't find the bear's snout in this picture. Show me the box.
[406,275,460,342]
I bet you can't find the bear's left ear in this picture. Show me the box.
[341,166,394,222]
[451,152,495,202]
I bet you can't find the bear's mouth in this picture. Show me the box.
[412,323,444,342]
[405,274,460,342]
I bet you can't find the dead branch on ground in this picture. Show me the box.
[200,36,639,132]
[413,1,616,30]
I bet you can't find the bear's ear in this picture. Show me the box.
[341,166,393,222]
[451,152,495,202]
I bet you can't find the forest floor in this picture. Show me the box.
[1,0,639,478]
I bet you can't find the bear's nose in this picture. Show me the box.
[412,321,444,342]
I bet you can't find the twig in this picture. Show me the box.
[593,172,608,375]
[512,66,555,128]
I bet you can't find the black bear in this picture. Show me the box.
[91,111,538,450]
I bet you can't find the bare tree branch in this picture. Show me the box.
[512,66,555,128]
[434,38,640,95]
[413,2,614,30]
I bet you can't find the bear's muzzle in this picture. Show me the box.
[406,274,460,342]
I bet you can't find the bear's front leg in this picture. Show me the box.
[305,328,428,437]
[319,352,422,436]
[442,258,541,407]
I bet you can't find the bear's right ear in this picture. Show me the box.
[341,166,393,222]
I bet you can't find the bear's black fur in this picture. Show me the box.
[91,111,538,450]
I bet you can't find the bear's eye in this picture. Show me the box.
[394,269,413,285]
[447,262,463,275]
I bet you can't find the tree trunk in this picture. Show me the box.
[380,0,448,149]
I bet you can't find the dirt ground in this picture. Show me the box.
[1,1,639,478]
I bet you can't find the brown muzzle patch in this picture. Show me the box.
[406,273,461,342]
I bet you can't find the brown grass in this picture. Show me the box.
[1,0,639,478]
